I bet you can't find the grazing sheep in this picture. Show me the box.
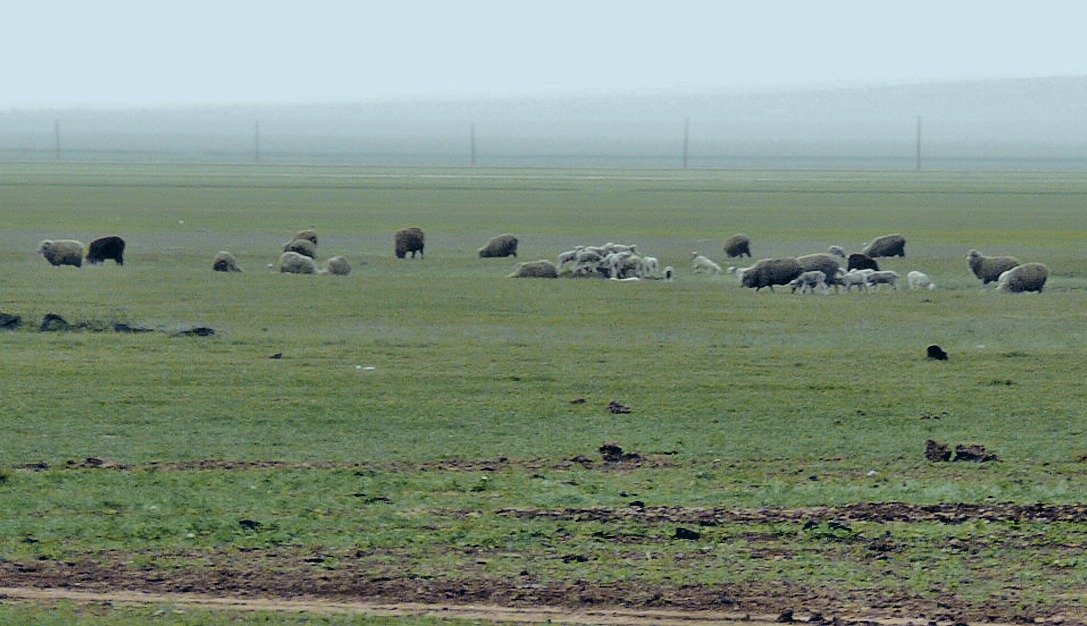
[394,227,425,259]
[861,234,906,258]
[324,255,351,275]
[927,345,949,360]
[866,270,901,290]
[827,245,846,258]
[663,266,674,281]
[839,269,869,292]
[996,263,1048,293]
[478,233,519,258]
[278,251,317,274]
[690,252,722,274]
[740,257,803,291]
[86,236,126,265]
[967,249,1021,284]
[37,239,84,267]
[283,238,317,259]
[723,234,752,258]
[292,229,318,246]
[507,259,558,278]
[798,253,841,279]
[907,270,935,290]
[847,253,880,272]
[604,253,645,279]
[212,251,242,272]
[788,270,829,294]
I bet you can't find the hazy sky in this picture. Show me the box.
[4,0,1084,106]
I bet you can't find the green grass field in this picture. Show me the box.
[1,163,1085,623]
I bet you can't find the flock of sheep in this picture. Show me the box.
[35,229,1050,294]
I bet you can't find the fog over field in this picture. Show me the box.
[3,76,1087,169]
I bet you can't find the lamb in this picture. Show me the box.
[861,234,906,258]
[507,259,558,278]
[966,249,1020,284]
[283,238,317,259]
[839,269,869,292]
[690,252,722,274]
[740,257,803,291]
[907,270,935,290]
[827,245,846,258]
[996,263,1048,293]
[478,233,519,258]
[788,270,829,294]
[641,256,663,279]
[212,251,242,272]
[324,255,351,275]
[394,227,425,259]
[723,234,752,258]
[278,251,318,274]
[86,236,126,265]
[865,270,901,290]
[847,253,880,272]
[37,240,84,267]
[557,247,583,269]
[797,253,842,290]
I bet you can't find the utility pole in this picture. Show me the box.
[915,116,922,172]
[54,119,61,161]
[254,121,261,164]
[470,122,476,166]
[682,117,690,169]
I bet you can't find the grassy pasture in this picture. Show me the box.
[1,163,1086,621]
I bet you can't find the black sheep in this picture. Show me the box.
[86,236,126,265]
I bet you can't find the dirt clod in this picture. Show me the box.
[672,527,700,540]
[925,439,952,462]
[40,313,69,332]
[0,313,22,330]
[606,400,632,414]
[599,443,642,464]
[953,444,998,463]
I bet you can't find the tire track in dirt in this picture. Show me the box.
[0,587,1026,626]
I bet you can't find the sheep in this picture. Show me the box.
[324,255,351,276]
[557,246,583,269]
[740,257,803,291]
[507,259,558,278]
[86,236,125,265]
[603,252,645,279]
[278,251,317,274]
[996,263,1048,293]
[847,253,880,272]
[723,234,752,258]
[728,264,753,283]
[662,266,674,281]
[37,240,84,267]
[839,269,869,292]
[479,233,519,258]
[641,256,663,279]
[861,234,906,258]
[788,270,829,294]
[212,251,242,272]
[394,227,425,259]
[865,270,901,290]
[690,251,722,274]
[283,238,317,259]
[292,229,318,246]
[907,270,935,290]
[797,253,842,290]
[603,243,637,255]
[967,249,1020,284]
[827,245,846,258]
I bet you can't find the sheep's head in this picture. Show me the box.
[37,240,52,255]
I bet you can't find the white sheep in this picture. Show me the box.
[907,270,935,290]
[38,239,84,267]
[787,270,829,294]
[278,251,317,274]
[557,246,583,269]
[865,270,901,290]
[690,252,722,274]
[839,269,869,292]
[641,256,662,279]
[827,245,847,258]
